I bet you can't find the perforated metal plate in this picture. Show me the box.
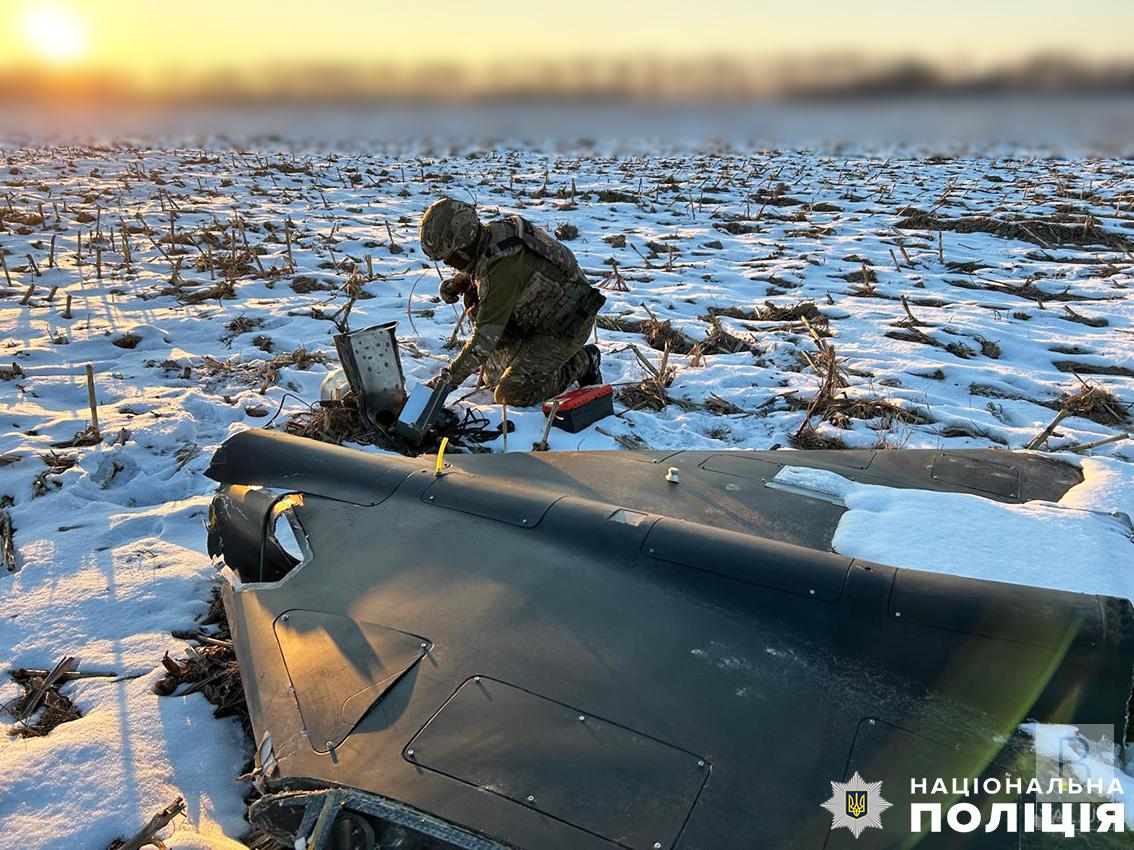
[334,322,406,416]
[406,678,708,850]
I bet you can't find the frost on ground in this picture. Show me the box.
[0,139,1132,848]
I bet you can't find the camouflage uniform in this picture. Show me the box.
[480,320,596,407]
[446,215,604,406]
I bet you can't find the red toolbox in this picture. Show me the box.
[542,384,614,433]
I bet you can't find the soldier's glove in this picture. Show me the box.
[439,272,472,305]
[463,286,479,319]
[425,369,454,390]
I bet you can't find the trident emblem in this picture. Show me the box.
[846,790,868,819]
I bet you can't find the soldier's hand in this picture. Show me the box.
[439,272,472,304]
[462,286,479,318]
[425,369,453,390]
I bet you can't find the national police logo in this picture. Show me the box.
[822,772,891,839]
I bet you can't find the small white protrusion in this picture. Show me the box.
[665,467,680,483]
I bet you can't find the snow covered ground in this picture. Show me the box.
[0,139,1132,848]
[775,458,1134,601]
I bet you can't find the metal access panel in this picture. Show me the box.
[699,453,782,482]
[406,678,708,850]
[274,609,431,753]
[827,718,1025,849]
[419,471,560,528]
[642,517,853,600]
[889,568,1105,651]
[931,452,1020,499]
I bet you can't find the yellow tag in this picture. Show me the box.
[435,436,449,476]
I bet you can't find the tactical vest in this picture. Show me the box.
[476,215,605,336]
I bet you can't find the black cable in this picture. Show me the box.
[263,391,316,428]
[441,405,513,445]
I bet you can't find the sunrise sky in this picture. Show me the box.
[1,0,1130,84]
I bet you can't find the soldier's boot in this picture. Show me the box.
[578,344,602,387]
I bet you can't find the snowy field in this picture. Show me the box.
[1,139,1133,848]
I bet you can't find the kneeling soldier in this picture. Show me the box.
[419,198,604,406]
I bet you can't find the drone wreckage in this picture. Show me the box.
[202,325,1134,850]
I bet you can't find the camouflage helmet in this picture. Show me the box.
[419,198,481,261]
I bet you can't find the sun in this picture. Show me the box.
[20,3,89,65]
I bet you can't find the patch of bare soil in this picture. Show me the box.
[789,425,848,450]
[1053,361,1134,377]
[1059,383,1131,427]
[3,659,82,738]
[701,317,760,355]
[944,276,1104,303]
[597,313,698,354]
[935,423,1009,445]
[897,208,1134,251]
[1059,306,1108,328]
[788,392,931,428]
[154,588,249,738]
[284,392,510,456]
[708,301,824,324]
